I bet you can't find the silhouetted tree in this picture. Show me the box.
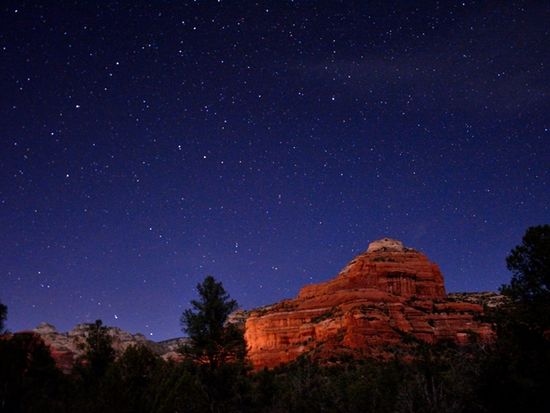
[477,225,550,413]
[180,275,246,369]
[77,319,115,381]
[180,276,249,413]
[0,301,6,334]
[0,332,65,412]
[99,345,164,413]
[501,224,550,331]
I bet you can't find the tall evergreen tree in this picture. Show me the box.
[77,319,116,380]
[180,276,249,413]
[479,225,550,412]
[180,276,245,368]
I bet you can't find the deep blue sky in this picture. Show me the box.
[1,1,548,340]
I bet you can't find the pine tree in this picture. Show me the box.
[180,276,245,369]
[78,319,115,380]
[180,276,250,413]
[501,224,550,331]
[480,225,550,412]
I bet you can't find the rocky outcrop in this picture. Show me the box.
[245,238,494,369]
[31,322,187,372]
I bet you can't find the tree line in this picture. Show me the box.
[0,225,549,413]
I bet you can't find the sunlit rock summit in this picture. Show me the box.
[245,238,494,369]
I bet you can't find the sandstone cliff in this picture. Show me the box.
[245,238,494,369]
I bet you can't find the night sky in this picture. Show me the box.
[1,1,548,340]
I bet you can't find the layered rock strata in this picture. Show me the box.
[245,238,494,369]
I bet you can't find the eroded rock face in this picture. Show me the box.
[245,239,494,369]
[31,322,186,372]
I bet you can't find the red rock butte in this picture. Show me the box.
[245,238,494,369]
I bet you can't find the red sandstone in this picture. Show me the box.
[245,238,494,369]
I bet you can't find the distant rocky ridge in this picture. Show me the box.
[29,238,505,372]
[447,291,507,308]
[31,322,187,373]
[245,238,498,369]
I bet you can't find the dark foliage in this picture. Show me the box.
[180,275,250,412]
[2,228,549,412]
[501,224,550,331]
[0,301,6,333]
[180,275,246,369]
[75,319,116,382]
[150,360,209,413]
[0,332,67,412]
[480,224,550,412]
[99,345,161,413]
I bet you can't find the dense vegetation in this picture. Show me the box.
[0,225,548,413]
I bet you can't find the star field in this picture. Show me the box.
[1,1,548,340]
